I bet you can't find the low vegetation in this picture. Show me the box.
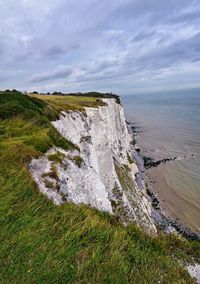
[30,93,107,112]
[127,152,134,164]
[115,163,134,192]
[0,90,200,283]
[70,155,84,168]
[48,151,65,164]
[43,178,55,189]
[42,164,59,182]
[31,90,121,104]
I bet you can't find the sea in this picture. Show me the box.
[122,88,200,234]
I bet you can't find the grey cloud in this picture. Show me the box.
[83,59,119,75]
[1,0,200,93]
[29,66,73,83]
[135,32,200,70]
[42,46,66,58]
[132,31,157,42]
[41,43,80,59]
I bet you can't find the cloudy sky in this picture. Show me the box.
[1,0,200,94]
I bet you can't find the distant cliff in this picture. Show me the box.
[29,98,156,234]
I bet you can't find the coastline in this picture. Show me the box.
[127,121,200,241]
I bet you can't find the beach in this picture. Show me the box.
[123,89,200,234]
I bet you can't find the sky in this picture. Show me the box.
[1,0,200,95]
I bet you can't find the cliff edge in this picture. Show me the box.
[29,98,156,234]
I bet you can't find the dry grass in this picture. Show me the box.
[29,93,106,112]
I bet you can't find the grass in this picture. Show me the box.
[30,93,107,112]
[0,90,200,283]
[42,164,59,182]
[127,152,134,164]
[48,151,65,164]
[42,164,60,192]
[70,156,84,168]
[115,163,133,192]
[43,178,55,189]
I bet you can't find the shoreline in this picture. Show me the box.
[127,121,200,241]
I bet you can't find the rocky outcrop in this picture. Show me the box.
[29,98,156,234]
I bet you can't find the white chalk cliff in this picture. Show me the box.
[29,98,156,234]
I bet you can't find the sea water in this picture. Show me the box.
[123,88,200,233]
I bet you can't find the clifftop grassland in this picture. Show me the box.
[29,93,107,112]
[0,90,199,283]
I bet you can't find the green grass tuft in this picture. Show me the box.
[48,152,65,164]
[71,156,84,168]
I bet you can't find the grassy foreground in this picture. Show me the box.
[0,90,199,283]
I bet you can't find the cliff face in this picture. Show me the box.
[30,98,156,234]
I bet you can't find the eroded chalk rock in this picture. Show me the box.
[29,99,156,234]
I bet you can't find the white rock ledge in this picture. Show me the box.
[29,98,156,234]
[187,263,200,284]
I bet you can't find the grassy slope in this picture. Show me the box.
[0,91,199,283]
